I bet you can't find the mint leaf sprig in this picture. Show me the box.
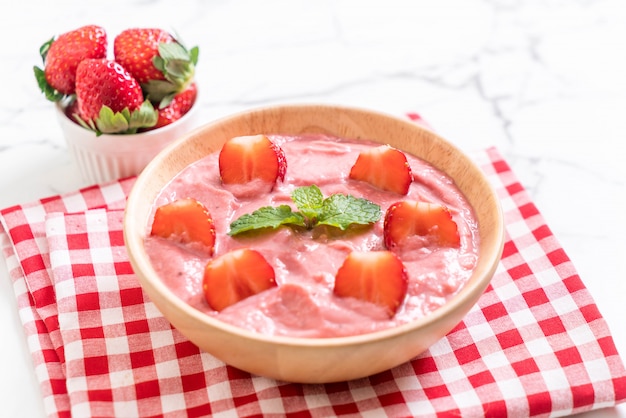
[228,185,381,236]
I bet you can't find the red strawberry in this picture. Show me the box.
[74,59,157,134]
[34,25,107,101]
[349,145,412,195]
[219,135,287,186]
[150,198,216,254]
[203,248,277,311]
[114,28,199,106]
[114,28,173,83]
[146,82,197,130]
[384,200,460,249]
[333,251,408,317]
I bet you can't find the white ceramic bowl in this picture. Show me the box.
[124,104,505,383]
[56,101,198,184]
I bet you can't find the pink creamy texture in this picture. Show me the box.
[144,134,479,338]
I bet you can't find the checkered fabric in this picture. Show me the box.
[1,144,625,417]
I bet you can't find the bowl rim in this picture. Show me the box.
[124,103,505,348]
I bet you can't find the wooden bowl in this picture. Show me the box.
[124,104,504,383]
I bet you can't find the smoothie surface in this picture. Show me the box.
[145,134,480,337]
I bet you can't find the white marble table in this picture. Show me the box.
[1,0,624,416]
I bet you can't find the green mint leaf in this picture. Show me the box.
[291,185,324,221]
[318,194,382,230]
[229,205,306,236]
[228,186,381,237]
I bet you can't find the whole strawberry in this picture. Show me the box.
[114,28,173,84]
[147,82,198,130]
[74,59,157,135]
[114,28,199,106]
[34,25,107,101]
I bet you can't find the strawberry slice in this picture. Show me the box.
[218,134,287,186]
[150,198,216,254]
[384,200,460,249]
[203,248,277,311]
[333,251,408,317]
[349,145,412,195]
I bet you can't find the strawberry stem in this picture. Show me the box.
[143,42,198,106]
[73,100,158,136]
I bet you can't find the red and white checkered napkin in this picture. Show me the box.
[1,147,625,417]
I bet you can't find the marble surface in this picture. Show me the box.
[1,0,624,416]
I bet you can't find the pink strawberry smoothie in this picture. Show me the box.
[144,134,479,338]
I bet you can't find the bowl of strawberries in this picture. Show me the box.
[34,25,199,184]
[124,104,505,383]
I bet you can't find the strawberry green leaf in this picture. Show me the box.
[169,31,199,65]
[95,106,131,135]
[189,46,199,66]
[33,66,64,102]
[38,36,54,64]
[142,79,178,107]
[159,42,192,61]
[158,92,176,109]
[228,205,306,236]
[318,194,382,230]
[74,113,97,131]
[144,41,198,104]
[128,100,158,131]
[90,101,158,135]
